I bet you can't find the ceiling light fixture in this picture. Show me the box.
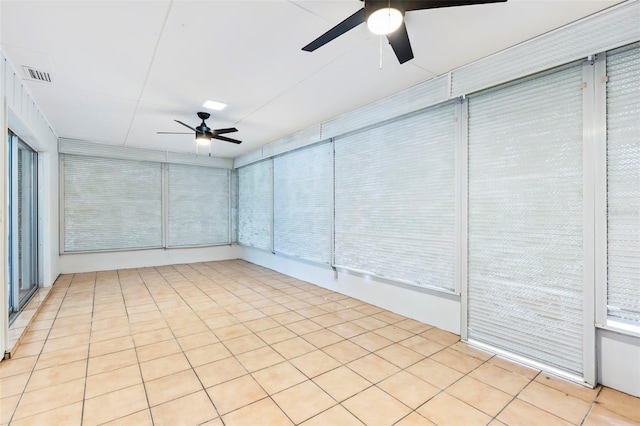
[366,7,403,35]
[202,100,227,111]
[195,132,211,145]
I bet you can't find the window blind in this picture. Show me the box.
[606,42,640,325]
[467,64,585,376]
[334,103,457,291]
[63,154,163,252]
[238,159,272,250]
[167,164,230,247]
[273,142,332,263]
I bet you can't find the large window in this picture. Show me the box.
[334,103,457,291]
[466,63,585,378]
[605,42,640,329]
[8,133,39,321]
[238,160,273,250]
[273,142,332,264]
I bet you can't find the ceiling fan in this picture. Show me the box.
[158,112,242,145]
[302,0,507,64]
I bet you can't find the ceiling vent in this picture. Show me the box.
[22,66,52,83]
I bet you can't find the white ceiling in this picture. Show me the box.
[1,0,624,158]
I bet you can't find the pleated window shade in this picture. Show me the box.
[467,64,585,376]
[167,164,230,247]
[238,159,273,250]
[606,42,640,325]
[274,142,332,263]
[63,154,163,252]
[334,103,457,291]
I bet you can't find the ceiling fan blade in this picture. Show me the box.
[157,132,192,135]
[174,119,197,132]
[213,127,238,135]
[302,8,366,52]
[213,134,242,144]
[403,0,507,12]
[386,21,414,64]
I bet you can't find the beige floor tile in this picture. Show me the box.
[195,357,248,387]
[417,392,492,426]
[302,329,344,348]
[347,353,401,384]
[206,374,268,414]
[376,343,424,369]
[9,401,82,426]
[394,318,433,334]
[19,329,49,344]
[446,376,513,417]
[343,386,411,426]
[311,313,345,328]
[496,398,573,426]
[327,322,368,339]
[489,356,539,379]
[0,394,21,424]
[132,328,174,347]
[469,362,531,395]
[224,333,267,355]
[301,404,365,426]
[24,359,86,392]
[135,338,183,363]
[518,380,591,424]
[212,323,252,340]
[313,366,372,402]
[90,326,131,344]
[145,369,203,406]
[12,378,85,421]
[0,356,38,379]
[243,317,281,333]
[285,319,324,335]
[85,364,142,399]
[102,409,153,426]
[291,350,341,378]
[398,335,445,357]
[596,387,640,422]
[272,311,306,325]
[352,316,387,331]
[257,326,297,345]
[88,348,138,376]
[406,358,464,389]
[534,374,600,402]
[251,361,308,395]
[177,330,219,351]
[430,347,485,374]
[450,341,493,361]
[170,320,210,338]
[89,335,134,358]
[421,328,461,346]
[583,403,640,426]
[185,342,232,367]
[34,346,88,371]
[42,333,90,353]
[139,352,191,381]
[322,340,369,364]
[233,309,267,323]
[236,346,286,372]
[82,384,147,425]
[0,372,30,398]
[394,412,437,426]
[350,331,393,352]
[222,397,293,426]
[374,325,414,342]
[378,371,440,409]
[151,390,218,426]
[260,304,291,316]
[91,316,129,333]
[11,341,45,358]
[272,381,336,424]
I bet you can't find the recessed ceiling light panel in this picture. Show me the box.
[203,100,227,111]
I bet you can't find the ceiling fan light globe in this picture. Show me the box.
[195,133,211,145]
[367,7,403,35]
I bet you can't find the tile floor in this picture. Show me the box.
[1,260,639,426]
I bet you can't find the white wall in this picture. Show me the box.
[240,246,460,334]
[598,329,640,397]
[59,245,240,274]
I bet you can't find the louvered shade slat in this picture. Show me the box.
[238,160,273,250]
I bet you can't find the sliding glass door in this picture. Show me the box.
[8,132,38,322]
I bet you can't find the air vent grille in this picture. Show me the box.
[22,66,52,82]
